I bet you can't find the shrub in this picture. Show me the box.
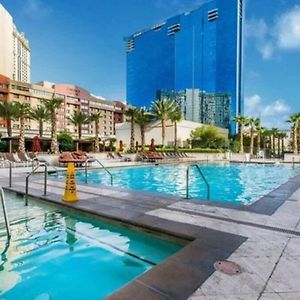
[58,131,75,151]
[0,140,7,152]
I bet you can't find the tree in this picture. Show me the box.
[89,111,102,152]
[248,117,260,156]
[170,107,182,151]
[256,125,265,154]
[150,98,176,147]
[125,107,138,152]
[270,128,278,157]
[135,108,151,151]
[44,97,64,154]
[233,115,249,154]
[57,131,75,151]
[30,104,50,137]
[287,113,299,154]
[15,103,31,153]
[69,110,90,140]
[0,101,18,152]
[191,125,227,149]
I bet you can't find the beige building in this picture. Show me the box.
[0,4,30,83]
[115,120,228,149]
[0,76,125,141]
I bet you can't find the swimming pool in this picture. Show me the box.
[69,163,300,205]
[0,192,182,300]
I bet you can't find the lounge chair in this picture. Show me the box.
[116,152,132,162]
[107,152,115,159]
[17,152,33,167]
[4,153,26,167]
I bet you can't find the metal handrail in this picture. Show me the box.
[3,160,13,188]
[25,162,48,206]
[0,186,11,237]
[84,158,113,185]
[186,164,210,200]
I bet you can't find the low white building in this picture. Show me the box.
[115,120,228,148]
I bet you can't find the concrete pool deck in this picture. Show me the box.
[0,162,300,300]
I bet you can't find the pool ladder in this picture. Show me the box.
[0,186,11,238]
[84,158,113,185]
[186,164,210,200]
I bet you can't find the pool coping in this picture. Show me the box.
[3,183,247,300]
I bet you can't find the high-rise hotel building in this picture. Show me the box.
[125,0,244,134]
[0,4,30,83]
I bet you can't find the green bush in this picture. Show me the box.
[191,125,228,149]
[58,131,75,151]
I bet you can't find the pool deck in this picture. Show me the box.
[0,161,300,300]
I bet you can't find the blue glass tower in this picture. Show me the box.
[125,0,244,134]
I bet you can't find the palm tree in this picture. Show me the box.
[44,97,64,154]
[89,111,102,152]
[233,115,249,154]
[125,107,138,152]
[248,117,260,156]
[256,125,265,154]
[0,101,18,152]
[135,108,151,151]
[287,113,299,154]
[150,99,176,147]
[30,104,50,137]
[69,110,90,141]
[270,128,278,157]
[15,103,31,153]
[170,107,182,151]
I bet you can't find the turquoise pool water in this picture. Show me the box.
[71,163,300,205]
[0,193,182,300]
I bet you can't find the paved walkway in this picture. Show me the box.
[0,162,299,300]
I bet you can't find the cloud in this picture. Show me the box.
[22,0,52,18]
[245,94,290,128]
[246,5,300,59]
[276,5,300,50]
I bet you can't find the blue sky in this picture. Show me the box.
[1,0,300,129]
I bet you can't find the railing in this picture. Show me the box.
[0,186,11,238]
[4,160,13,188]
[186,164,210,200]
[25,162,48,206]
[84,158,113,185]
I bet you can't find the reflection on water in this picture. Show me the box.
[0,195,181,300]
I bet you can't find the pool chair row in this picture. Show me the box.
[107,152,132,162]
[0,152,38,167]
[138,151,192,162]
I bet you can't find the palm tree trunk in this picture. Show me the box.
[130,119,135,152]
[272,135,275,156]
[174,121,178,151]
[141,125,145,151]
[50,113,58,154]
[250,129,254,155]
[257,133,261,153]
[7,119,12,153]
[94,120,99,152]
[18,117,26,153]
[293,126,298,154]
[281,138,284,156]
[239,124,244,154]
[161,119,166,147]
[39,120,43,137]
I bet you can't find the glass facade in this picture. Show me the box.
[125,0,244,134]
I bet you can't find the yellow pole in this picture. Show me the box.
[62,162,79,202]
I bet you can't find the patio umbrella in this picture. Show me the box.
[32,135,41,152]
[149,138,156,152]
[119,140,124,152]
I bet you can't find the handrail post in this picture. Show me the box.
[186,167,190,199]
[85,161,88,183]
[25,176,29,206]
[84,158,113,186]
[0,186,11,237]
[44,164,47,196]
[8,161,12,187]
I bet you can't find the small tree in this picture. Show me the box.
[135,108,151,151]
[170,107,182,151]
[57,131,75,151]
[30,104,50,137]
[191,125,227,149]
[89,111,102,152]
[16,102,31,153]
[125,107,138,152]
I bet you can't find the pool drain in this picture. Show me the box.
[214,260,241,275]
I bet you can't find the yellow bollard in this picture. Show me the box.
[62,162,79,202]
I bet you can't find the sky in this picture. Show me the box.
[1,0,300,129]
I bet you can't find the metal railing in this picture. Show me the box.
[186,164,210,200]
[4,160,13,188]
[0,186,11,238]
[25,162,48,206]
[84,158,113,185]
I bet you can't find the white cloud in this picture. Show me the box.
[245,94,291,128]
[246,5,300,59]
[276,5,300,50]
[23,0,52,17]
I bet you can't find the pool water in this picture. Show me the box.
[71,163,300,205]
[0,193,182,300]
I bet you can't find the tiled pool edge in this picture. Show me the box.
[3,186,246,300]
